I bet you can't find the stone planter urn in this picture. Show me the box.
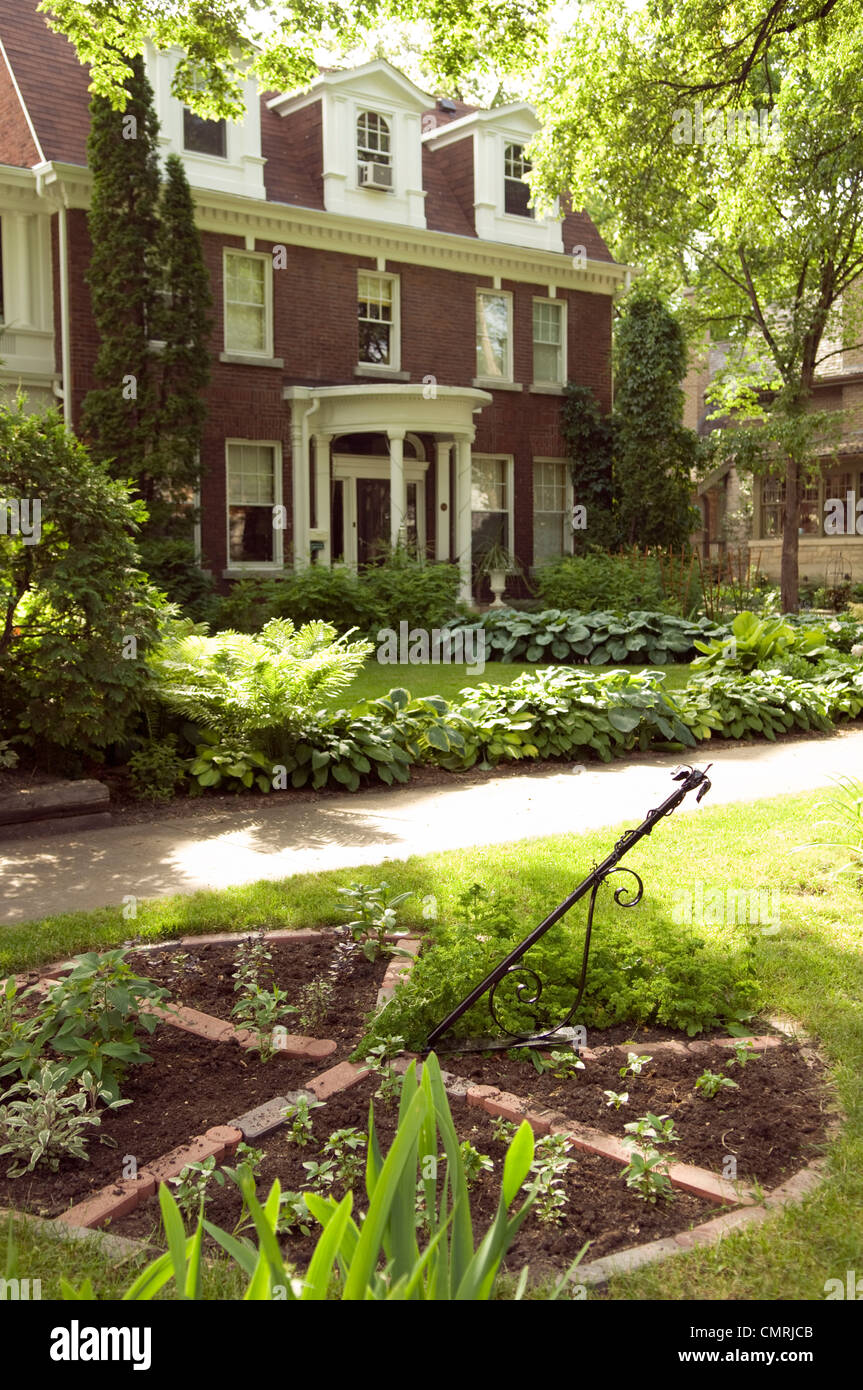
[488,568,508,608]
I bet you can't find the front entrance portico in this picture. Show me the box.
[284,383,492,599]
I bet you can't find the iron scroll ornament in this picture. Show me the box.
[425,765,712,1052]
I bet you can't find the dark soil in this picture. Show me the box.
[109,1073,721,1282]
[446,1042,831,1187]
[124,936,389,1053]
[0,937,390,1218]
[0,1028,316,1219]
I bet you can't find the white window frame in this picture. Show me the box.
[356,110,394,187]
[475,290,514,384]
[223,249,273,358]
[225,439,283,570]
[532,456,574,563]
[470,453,515,557]
[357,271,401,371]
[182,72,229,161]
[532,297,567,386]
[503,141,534,220]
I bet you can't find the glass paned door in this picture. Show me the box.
[356,477,391,567]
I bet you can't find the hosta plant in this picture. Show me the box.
[0,1064,110,1177]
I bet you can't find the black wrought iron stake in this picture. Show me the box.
[425,764,713,1052]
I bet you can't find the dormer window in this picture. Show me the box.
[183,74,227,157]
[357,111,393,190]
[504,143,534,218]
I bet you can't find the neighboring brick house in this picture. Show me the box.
[0,2,626,600]
[683,326,863,586]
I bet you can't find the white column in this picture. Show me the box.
[291,413,310,569]
[435,439,452,561]
[454,432,473,602]
[313,432,332,566]
[388,428,406,548]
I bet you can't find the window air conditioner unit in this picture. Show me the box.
[359,161,393,190]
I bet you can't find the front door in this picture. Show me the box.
[356,477,391,567]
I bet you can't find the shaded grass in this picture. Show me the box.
[2,787,861,1300]
[324,658,692,711]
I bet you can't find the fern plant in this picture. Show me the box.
[147,617,371,748]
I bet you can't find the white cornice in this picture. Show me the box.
[18,160,631,296]
[268,59,434,116]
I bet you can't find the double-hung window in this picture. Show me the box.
[532,299,566,384]
[358,272,399,367]
[224,251,271,356]
[533,460,572,562]
[471,455,511,565]
[476,291,513,382]
[226,442,281,566]
[183,76,227,158]
[504,143,533,218]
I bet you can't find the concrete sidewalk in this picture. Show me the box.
[3,728,862,925]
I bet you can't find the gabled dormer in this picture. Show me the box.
[267,60,432,228]
[423,104,563,253]
[143,44,267,199]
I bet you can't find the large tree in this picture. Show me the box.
[528,1,863,611]
[40,0,548,113]
[81,52,161,493]
[83,63,212,547]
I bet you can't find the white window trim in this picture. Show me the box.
[357,270,401,372]
[471,453,515,555]
[225,438,284,571]
[532,297,567,387]
[223,249,273,359]
[533,456,575,560]
[503,140,534,221]
[475,289,514,386]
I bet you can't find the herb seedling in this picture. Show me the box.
[604,1090,629,1110]
[528,1133,574,1224]
[458,1140,494,1187]
[282,1095,324,1147]
[695,1069,740,1098]
[529,1048,585,1080]
[231,933,296,1059]
[728,1041,759,1069]
[621,1148,674,1204]
[491,1116,518,1145]
[276,1190,313,1237]
[362,1037,405,1105]
[297,977,334,1033]
[301,1156,338,1192]
[623,1112,679,1147]
[170,1154,225,1220]
[335,881,413,962]
[619,1052,653,1079]
[322,1127,367,1185]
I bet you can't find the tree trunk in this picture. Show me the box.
[780,452,799,613]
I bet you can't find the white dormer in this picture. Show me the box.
[268,60,432,229]
[424,104,563,253]
[144,45,267,200]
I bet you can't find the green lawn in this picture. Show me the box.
[325,658,693,710]
[2,787,861,1301]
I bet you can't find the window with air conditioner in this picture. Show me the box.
[357,111,393,190]
[504,143,534,218]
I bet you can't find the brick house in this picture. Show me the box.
[0,0,626,600]
[683,328,863,587]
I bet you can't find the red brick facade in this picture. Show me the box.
[1,0,619,588]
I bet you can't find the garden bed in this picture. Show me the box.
[124,934,391,1053]
[445,1036,829,1188]
[106,1072,722,1282]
